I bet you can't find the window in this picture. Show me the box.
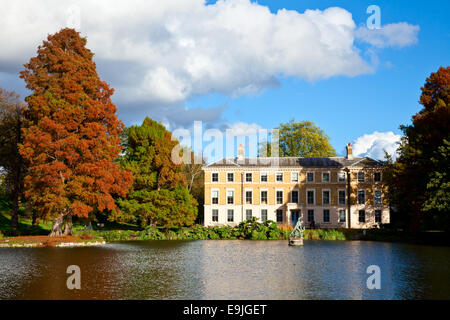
[322,190,330,205]
[246,209,252,220]
[227,209,234,222]
[323,209,330,223]
[212,209,219,222]
[227,172,234,182]
[260,172,268,182]
[338,190,346,205]
[245,190,252,204]
[246,173,252,182]
[261,209,268,222]
[211,190,219,204]
[291,190,299,203]
[357,190,366,205]
[307,190,315,205]
[261,190,268,204]
[359,210,366,223]
[291,172,299,182]
[339,209,346,223]
[338,172,346,182]
[374,190,382,206]
[358,172,365,182]
[375,210,382,223]
[227,190,234,204]
[212,173,219,182]
[374,172,381,182]
[306,172,314,182]
[276,190,283,204]
[307,209,315,222]
[322,172,330,182]
[276,172,283,182]
[276,210,283,223]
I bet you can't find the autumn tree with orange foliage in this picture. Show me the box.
[19,29,133,236]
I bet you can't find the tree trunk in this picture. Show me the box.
[49,215,64,237]
[11,189,19,234]
[63,214,73,236]
[32,209,40,226]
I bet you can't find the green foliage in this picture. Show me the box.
[117,117,198,228]
[260,119,336,157]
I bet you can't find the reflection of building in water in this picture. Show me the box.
[203,143,389,228]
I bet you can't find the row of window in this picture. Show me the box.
[211,171,382,183]
[212,189,383,206]
[211,209,383,224]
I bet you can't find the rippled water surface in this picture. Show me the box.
[0,240,449,299]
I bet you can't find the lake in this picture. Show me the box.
[0,240,449,299]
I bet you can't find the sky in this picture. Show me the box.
[0,0,449,160]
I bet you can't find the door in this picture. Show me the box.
[291,210,299,226]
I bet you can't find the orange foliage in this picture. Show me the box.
[19,28,133,220]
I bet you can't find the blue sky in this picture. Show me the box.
[0,0,448,159]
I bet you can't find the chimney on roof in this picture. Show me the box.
[238,144,245,161]
[346,142,353,160]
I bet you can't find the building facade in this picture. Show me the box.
[203,143,389,229]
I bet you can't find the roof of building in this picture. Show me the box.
[204,156,382,168]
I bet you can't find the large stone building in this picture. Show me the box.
[203,143,389,229]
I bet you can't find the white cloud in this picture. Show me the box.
[355,22,419,48]
[224,122,263,136]
[352,131,402,160]
[0,0,375,108]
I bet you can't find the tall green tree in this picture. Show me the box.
[116,117,197,227]
[0,87,28,233]
[260,119,336,157]
[388,66,450,232]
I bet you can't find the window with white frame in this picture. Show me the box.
[261,209,268,222]
[307,190,315,205]
[291,190,299,203]
[212,209,219,222]
[260,172,268,182]
[338,172,346,182]
[358,210,365,223]
[227,209,234,222]
[227,172,234,182]
[306,172,314,182]
[246,209,252,220]
[375,210,382,223]
[357,190,366,204]
[322,190,330,205]
[227,190,234,204]
[260,190,268,204]
[322,172,330,183]
[338,190,346,205]
[245,173,252,182]
[291,172,299,182]
[276,172,283,182]
[211,190,219,204]
[339,209,346,223]
[276,210,283,222]
[323,209,330,222]
[358,172,365,182]
[212,172,219,182]
[374,190,382,206]
[276,190,283,204]
[374,172,381,182]
[307,209,314,222]
[245,190,252,204]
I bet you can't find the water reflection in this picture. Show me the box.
[0,240,449,299]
